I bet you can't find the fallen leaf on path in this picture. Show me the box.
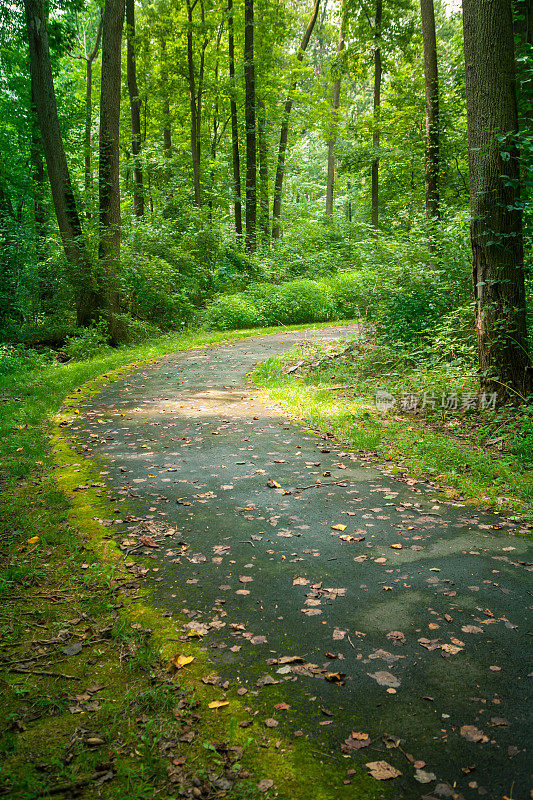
[365,761,401,780]
[386,630,406,644]
[172,654,194,669]
[325,672,346,684]
[331,524,347,531]
[368,671,400,688]
[292,576,309,585]
[460,725,488,743]
[414,769,436,784]
[390,543,402,549]
[461,625,483,634]
[274,702,290,711]
[267,480,281,489]
[265,718,279,728]
[208,700,229,710]
[257,779,274,793]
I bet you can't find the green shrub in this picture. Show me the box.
[0,344,49,375]
[203,295,265,330]
[64,322,111,360]
[259,279,333,325]
[329,272,374,319]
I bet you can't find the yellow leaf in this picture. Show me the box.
[331,524,347,532]
[27,536,39,545]
[340,534,355,542]
[172,654,194,669]
[208,700,229,709]
[390,543,402,550]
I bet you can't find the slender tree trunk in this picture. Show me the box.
[420,0,439,222]
[186,0,202,206]
[325,0,345,216]
[208,22,224,222]
[371,0,382,231]
[258,97,269,241]
[462,0,531,401]
[161,39,172,154]
[272,0,321,239]
[244,0,257,251]
[99,0,125,340]
[126,0,144,217]
[24,0,98,326]
[84,14,103,219]
[30,87,46,265]
[228,0,243,236]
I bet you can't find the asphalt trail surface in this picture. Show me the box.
[72,328,532,799]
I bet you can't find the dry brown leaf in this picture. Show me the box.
[365,761,402,780]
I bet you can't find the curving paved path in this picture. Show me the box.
[72,328,532,799]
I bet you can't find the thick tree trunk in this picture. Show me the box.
[99,0,125,340]
[420,0,439,221]
[228,0,242,236]
[325,0,345,216]
[24,0,98,326]
[126,0,144,217]
[244,0,257,251]
[462,0,531,401]
[258,97,269,241]
[272,0,321,239]
[84,14,103,219]
[160,39,172,154]
[371,0,382,231]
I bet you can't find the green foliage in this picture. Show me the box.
[64,322,111,360]
[0,344,50,375]
[259,279,334,325]
[203,294,266,330]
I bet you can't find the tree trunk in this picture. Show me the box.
[258,97,269,241]
[228,0,242,236]
[325,0,345,216]
[161,38,172,155]
[272,0,321,239]
[186,0,203,207]
[30,87,46,265]
[244,0,257,251]
[371,0,382,231]
[84,13,103,219]
[420,0,439,221]
[126,0,144,217]
[24,0,98,326]
[99,0,125,341]
[462,0,531,401]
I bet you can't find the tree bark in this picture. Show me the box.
[160,38,172,155]
[84,13,103,219]
[186,0,207,207]
[371,0,382,231]
[420,0,439,221]
[228,0,242,236]
[325,0,345,216]
[258,97,269,241]
[462,0,531,401]
[244,0,257,251]
[24,0,98,326]
[99,0,125,340]
[126,0,144,217]
[272,0,321,239]
[30,87,46,265]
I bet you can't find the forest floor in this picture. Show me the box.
[1,325,531,800]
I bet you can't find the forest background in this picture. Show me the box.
[2,0,533,464]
